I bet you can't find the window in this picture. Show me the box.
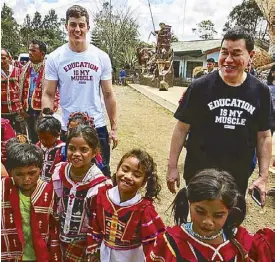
[173,61,180,78]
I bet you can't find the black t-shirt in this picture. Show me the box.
[174,70,271,185]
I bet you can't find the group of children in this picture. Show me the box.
[1,111,275,261]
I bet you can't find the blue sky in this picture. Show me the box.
[3,0,243,42]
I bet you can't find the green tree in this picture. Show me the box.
[20,9,66,53]
[223,0,268,41]
[41,9,66,52]
[91,2,139,69]
[193,20,217,40]
[1,3,21,55]
[20,14,32,51]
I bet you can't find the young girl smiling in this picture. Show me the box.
[87,149,166,262]
[52,125,112,261]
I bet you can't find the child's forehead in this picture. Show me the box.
[192,199,229,212]
[12,165,40,172]
[123,156,145,170]
[38,131,56,136]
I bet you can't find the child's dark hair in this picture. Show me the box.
[113,149,161,200]
[36,115,61,136]
[66,124,100,151]
[67,112,95,130]
[6,135,30,150]
[171,169,247,260]
[6,143,43,170]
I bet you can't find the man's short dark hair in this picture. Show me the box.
[207,58,215,63]
[222,27,254,53]
[66,5,89,26]
[30,39,47,54]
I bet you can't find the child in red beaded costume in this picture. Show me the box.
[1,143,61,261]
[87,149,166,262]
[52,125,112,261]
[147,169,274,262]
[36,114,65,182]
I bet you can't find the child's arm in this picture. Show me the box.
[86,196,103,256]
[48,197,62,261]
[146,232,169,262]
[141,203,166,256]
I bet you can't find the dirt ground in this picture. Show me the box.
[110,85,274,232]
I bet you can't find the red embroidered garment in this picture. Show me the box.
[147,225,253,262]
[20,62,59,112]
[36,139,65,182]
[1,66,22,114]
[52,162,112,259]
[249,228,275,262]
[87,186,166,256]
[1,118,16,163]
[1,177,62,261]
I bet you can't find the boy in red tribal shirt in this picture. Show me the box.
[1,143,62,261]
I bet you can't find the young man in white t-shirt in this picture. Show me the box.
[42,5,118,177]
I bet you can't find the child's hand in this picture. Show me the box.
[88,252,100,262]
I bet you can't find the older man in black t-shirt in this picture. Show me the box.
[167,27,272,205]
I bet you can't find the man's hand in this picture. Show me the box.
[109,129,118,149]
[248,176,268,206]
[167,166,180,194]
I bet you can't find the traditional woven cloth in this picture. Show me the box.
[19,61,59,112]
[52,162,112,260]
[61,240,90,262]
[1,118,16,163]
[36,139,65,182]
[87,186,166,261]
[148,225,253,262]
[1,65,22,114]
[1,177,62,261]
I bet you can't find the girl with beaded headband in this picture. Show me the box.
[148,169,252,261]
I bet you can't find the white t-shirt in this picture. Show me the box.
[45,43,112,130]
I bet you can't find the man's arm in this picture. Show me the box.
[249,130,272,205]
[101,79,118,149]
[167,121,190,193]
[42,80,58,111]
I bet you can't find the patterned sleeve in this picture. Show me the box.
[146,232,172,262]
[249,228,275,262]
[141,204,166,256]
[86,195,103,255]
[48,190,62,261]
[48,212,62,261]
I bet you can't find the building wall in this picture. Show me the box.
[174,50,220,79]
